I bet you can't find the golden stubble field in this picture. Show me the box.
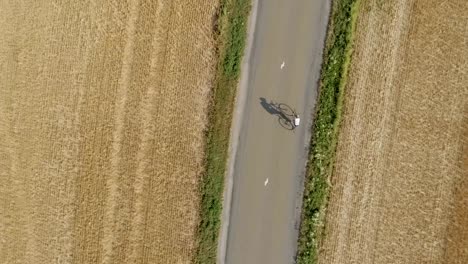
[0,1,217,263]
[320,0,467,263]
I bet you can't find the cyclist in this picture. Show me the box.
[293,114,300,128]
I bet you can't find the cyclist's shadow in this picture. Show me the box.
[259,97,295,130]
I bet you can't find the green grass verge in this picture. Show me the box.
[296,0,360,263]
[195,1,251,264]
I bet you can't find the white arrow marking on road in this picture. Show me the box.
[280,61,285,69]
[264,178,269,186]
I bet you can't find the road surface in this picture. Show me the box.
[221,0,331,263]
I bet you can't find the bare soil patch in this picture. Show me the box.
[319,0,468,263]
[0,1,217,263]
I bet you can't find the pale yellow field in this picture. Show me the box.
[0,1,217,263]
[320,0,468,263]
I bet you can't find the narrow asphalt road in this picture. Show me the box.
[223,0,331,263]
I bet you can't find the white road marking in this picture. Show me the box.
[264,178,269,186]
[280,61,285,69]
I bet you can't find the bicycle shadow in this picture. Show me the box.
[260,97,281,115]
[259,97,295,130]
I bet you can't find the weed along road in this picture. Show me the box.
[222,0,331,263]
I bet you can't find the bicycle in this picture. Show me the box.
[269,101,299,130]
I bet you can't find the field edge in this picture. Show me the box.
[295,0,361,263]
[194,0,252,263]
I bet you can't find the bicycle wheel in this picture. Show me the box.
[278,103,295,118]
[278,116,294,130]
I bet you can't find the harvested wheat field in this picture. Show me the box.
[0,1,217,263]
[320,0,468,263]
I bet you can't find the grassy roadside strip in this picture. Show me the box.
[195,0,251,263]
[296,0,361,263]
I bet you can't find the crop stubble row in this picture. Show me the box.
[319,0,467,263]
[0,1,217,263]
